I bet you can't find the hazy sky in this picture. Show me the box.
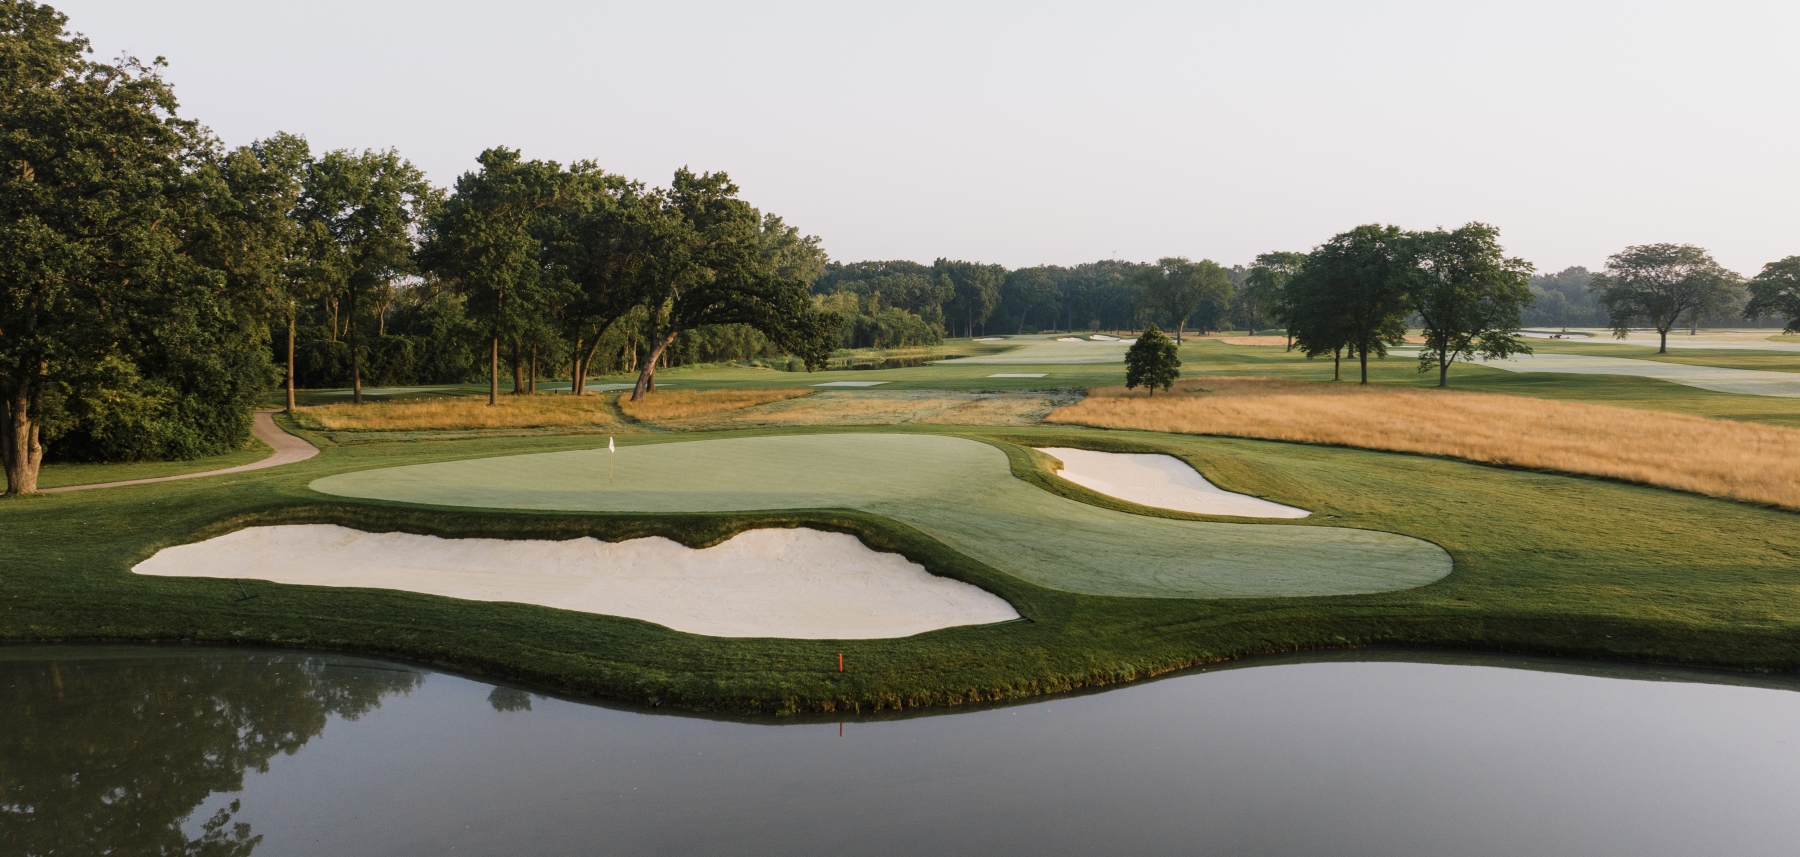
[57,1,1800,273]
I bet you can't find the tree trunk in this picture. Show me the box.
[1659,328,1669,353]
[510,340,524,394]
[577,334,603,396]
[330,298,339,342]
[285,308,297,413]
[570,335,584,395]
[1175,320,1184,344]
[1333,348,1341,381]
[1438,349,1450,387]
[528,346,537,394]
[2,379,44,495]
[349,288,362,405]
[488,335,499,406]
[1359,344,1369,384]
[631,328,681,401]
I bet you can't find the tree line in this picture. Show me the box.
[8,0,1800,495]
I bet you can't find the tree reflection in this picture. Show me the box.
[0,650,422,856]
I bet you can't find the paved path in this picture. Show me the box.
[1478,353,1800,398]
[43,410,319,493]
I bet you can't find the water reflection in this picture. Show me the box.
[6,647,1800,857]
[0,648,421,857]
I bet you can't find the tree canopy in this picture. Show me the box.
[1284,225,1414,384]
[1,0,273,493]
[1412,223,1535,386]
[1124,325,1181,395]
[1590,244,1742,353]
[1744,256,1800,334]
[1135,257,1232,342]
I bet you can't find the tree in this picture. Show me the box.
[935,259,1004,338]
[1125,325,1181,395]
[210,133,312,413]
[1589,244,1742,353]
[541,163,655,396]
[1135,257,1231,342]
[1284,225,1415,384]
[1241,251,1306,345]
[1412,223,1535,387]
[299,148,435,404]
[1,1,270,494]
[1744,256,1800,333]
[418,147,555,405]
[1002,267,1060,333]
[627,169,836,400]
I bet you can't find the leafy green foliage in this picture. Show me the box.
[1240,251,1305,334]
[1590,244,1743,353]
[1285,224,1415,383]
[0,1,274,492]
[1524,266,1606,328]
[299,147,436,403]
[1125,325,1181,394]
[1135,257,1233,340]
[1412,223,1535,386]
[1744,256,1800,333]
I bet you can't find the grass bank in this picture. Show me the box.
[5,423,1800,714]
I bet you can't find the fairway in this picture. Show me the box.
[1478,353,1800,397]
[310,433,1452,598]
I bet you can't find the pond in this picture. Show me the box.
[5,646,1799,856]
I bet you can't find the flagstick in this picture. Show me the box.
[608,435,615,483]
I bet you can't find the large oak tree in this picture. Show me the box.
[1589,244,1741,353]
[1285,225,1414,384]
[1,1,272,493]
[1744,256,1800,333]
[626,169,835,400]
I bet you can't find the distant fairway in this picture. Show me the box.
[310,433,1451,598]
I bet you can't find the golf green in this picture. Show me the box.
[310,433,1451,598]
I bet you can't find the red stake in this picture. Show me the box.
[838,652,844,673]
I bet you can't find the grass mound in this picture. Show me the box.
[295,395,621,432]
[616,388,812,421]
[1047,378,1800,509]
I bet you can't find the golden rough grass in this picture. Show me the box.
[1046,378,1800,509]
[617,388,813,421]
[297,395,619,431]
[667,390,1082,430]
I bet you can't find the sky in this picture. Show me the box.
[56,1,1800,274]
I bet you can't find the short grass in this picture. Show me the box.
[308,433,1451,599]
[36,439,273,490]
[1047,379,1800,510]
[1526,340,1800,373]
[5,421,1800,715]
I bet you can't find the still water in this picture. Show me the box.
[6,646,1800,856]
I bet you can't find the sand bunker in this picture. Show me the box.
[1039,448,1309,518]
[134,525,1018,639]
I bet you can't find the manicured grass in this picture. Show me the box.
[36,438,273,489]
[5,422,1800,715]
[1530,341,1800,373]
[310,433,1450,598]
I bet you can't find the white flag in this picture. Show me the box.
[608,436,615,453]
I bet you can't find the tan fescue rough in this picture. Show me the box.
[1046,378,1800,509]
[616,388,812,421]
[298,395,621,432]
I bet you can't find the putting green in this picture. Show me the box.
[309,434,1451,598]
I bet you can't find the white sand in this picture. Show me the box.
[1056,336,1084,342]
[134,525,1019,639]
[1088,334,1120,341]
[1038,447,1310,518]
[974,336,1007,341]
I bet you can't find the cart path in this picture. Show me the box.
[42,410,318,493]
